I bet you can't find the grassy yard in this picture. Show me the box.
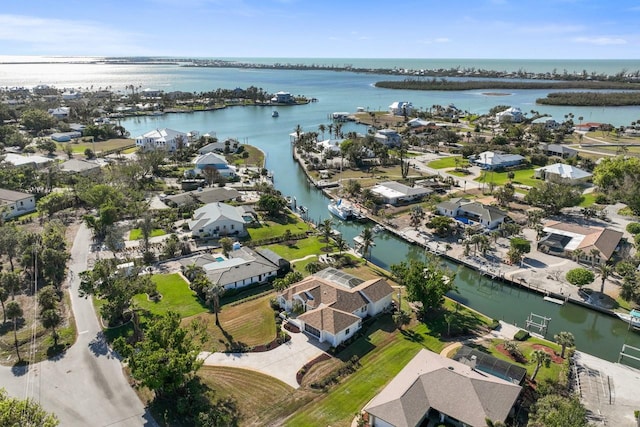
[578,192,598,207]
[58,138,135,154]
[187,293,277,351]
[129,228,167,240]
[265,236,327,260]
[133,273,208,318]
[247,214,312,241]
[427,156,464,169]
[475,167,539,187]
[229,144,265,168]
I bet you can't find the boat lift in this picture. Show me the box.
[525,312,551,336]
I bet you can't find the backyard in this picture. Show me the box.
[475,167,539,187]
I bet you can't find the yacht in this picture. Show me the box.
[272,110,279,117]
[328,199,365,221]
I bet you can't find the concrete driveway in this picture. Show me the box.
[199,328,329,388]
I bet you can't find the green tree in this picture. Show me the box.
[113,311,207,399]
[392,310,411,330]
[427,216,454,237]
[527,394,588,427]
[554,331,575,358]
[524,181,583,214]
[20,109,57,134]
[256,194,287,217]
[36,139,57,155]
[0,223,21,271]
[596,263,613,295]
[409,206,425,229]
[593,156,640,215]
[510,237,531,254]
[6,300,23,361]
[41,308,62,346]
[359,227,374,261]
[206,282,226,326]
[0,388,59,426]
[390,256,456,314]
[530,349,551,382]
[565,268,595,288]
[0,285,7,324]
[219,237,234,257]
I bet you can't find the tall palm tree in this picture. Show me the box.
[589,248,600,267]
[318,123,326,140]
[6,300,23,361]
[318,218,334,244]
[554,331,575,358]
[360,227,374,262]
[596,263,613,296]
[334,235,348,254]
[530,349,551,382]
[409,206,425,229]
[571,249,584,263]
[206,281,226,326]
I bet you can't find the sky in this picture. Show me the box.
[1,0,640,59]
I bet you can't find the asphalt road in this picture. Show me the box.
[0,223,156,427]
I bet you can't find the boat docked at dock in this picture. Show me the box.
[272,110,279,117]
[328,199,365,221]
[617,309,640,330]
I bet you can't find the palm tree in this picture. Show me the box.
[530,349,551,382]
[206,281,226,326]
[360,227,374,262]
[182,263,204,282]
[409,206,425,229]
[554,331,575,358]
[392,310,411,330]
[589,248,600,267]
[318,218,334,244]
[334,235,348,254]
[596,263,613,296]
[41,309,62,346]
[6,300,23,361]
[318,123,326,140]
[571,249,584,263]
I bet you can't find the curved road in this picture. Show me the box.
[0,223,156,426]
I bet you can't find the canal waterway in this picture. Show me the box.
[116,67,640,364]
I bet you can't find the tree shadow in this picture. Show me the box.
[46,343,69,361]
[88,331,119,359]
[11,360,29,376]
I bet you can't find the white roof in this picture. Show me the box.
[193,152,229,166]
[535,163,592,180]
[475,151,524,166]
[371,181,431,198]
[135,128,186,141]
[2,153,52,166]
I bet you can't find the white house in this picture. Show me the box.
[316,138,344,155]
[371,181,432,205]
[188,202,247,238]
[1,153,53,168]
[181,247,290,291]
[471,151,525,170]
[388,101,413,116]
[191,152,237,178]
[47,107,70,119]
[271,91,294,104]
[278,268,394,347]
[0,188,36,220]
[495,107,524,123]
[534,163,592,185]
[134,128,188,152]
[374,129,401,147]
[436,198,508,229]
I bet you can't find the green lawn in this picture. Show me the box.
[578,192,597,207]
[133,273,207,317]
[485,337,565,384]
[427,156,464,169]
[57,138,135,154]
[265,236,326,260]
[247,214,311,241]
[475,167,539,187]
[129,228,167,240]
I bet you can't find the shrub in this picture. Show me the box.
[594,193,609,204]
[489,319,500,330]
[626,222,640,235]
[514,330,530,341]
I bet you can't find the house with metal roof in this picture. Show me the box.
[191,152,237,178]
[134,128,188,152]
[188,202,247,239]
[537,221,623,264]
[164,187,241,207]
[534,163,592,185]
[278,268,394,347]
[0,188,36,220]
[539,143,577,158]
[371,181,432,206]
[389,101,413,116]
[364,349,521,427]
[436,198,508,229]
[470,151,525,170]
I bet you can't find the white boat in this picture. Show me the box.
[328,199,363,221]
[272,110,279,117]
[372,224,384,233]
[616,309,640,330]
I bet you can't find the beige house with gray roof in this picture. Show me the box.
[364,349,522,427]
[436,198,508,229]
[278,268,394,347]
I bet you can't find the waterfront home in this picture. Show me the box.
[534,163,592,185]
[370,181,432,206]
[495,106,524,123]
[198,141,228,155]
[363,349,521,427]
[531,117,561,130]
[134,128,188,152]
[538,221,623,265]
[188,202,248,238]
[271,91,294,104]
[389,101,413,116]
[539,143,577,158]
[47,107,70,119]
[0,188,36,220]
[374,129,402,147]
[180,247,289,290]
[316,138,344,155]
[436,198,508,230]
[470,151,525,170]
[191,152,237,178]
[278,268,394,347]
[164,187,241,207]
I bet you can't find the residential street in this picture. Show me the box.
[0,223,156,427]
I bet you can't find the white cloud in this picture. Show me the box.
[419,37,451,45]
[573,36,627,45]
[0,14,148,55]
[518,24,584,34]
